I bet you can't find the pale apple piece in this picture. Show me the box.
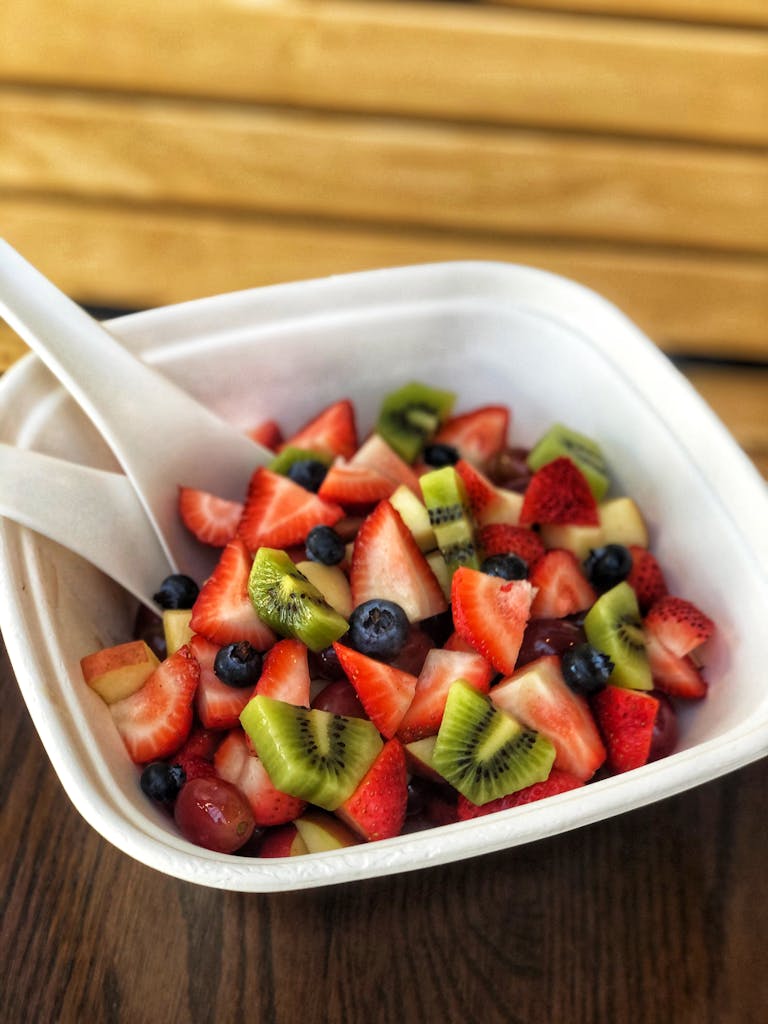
[294,810,361,852]
[389,484,436,552]
[295,560,353,618]
[80,639,160,704]
[259,823,309,858]
[426,550,451,600]
[403,735,445,784]
[477,486,523,527]
[540,497,648,559]
[163,608,194,656]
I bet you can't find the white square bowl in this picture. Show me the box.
[1,261,766,892]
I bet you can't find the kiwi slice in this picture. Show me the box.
[583,581,652,690]
[240,695,383,810]
[268,446,333,476]
[375,382,456,463]
[419,465,480,575]
[432,680,556,805]
[248,547,348,652]
[527,423,610,500]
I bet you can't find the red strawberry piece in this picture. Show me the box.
[237,467,344,551]
[519,457,599,527]
[247,418,283,450]
[626,545,668,612]
[174,753,218,782]
[433,405,510,467]
[318,460,398,508]
[478,523,545,565]
[644,631,708,699]
[336,738,409,841]
[189,634,254,730]
[178,486,244,547]
[528,549,597,619]
[280,398,358,459]
[591,685,660,773]
[255,638,311,707]
[644,595,715,658]
[397,647,495,743]
[333,642,418,739]
[450,567,535,675]
[443,630,481,655]
[456,768,583,819]
[173,726,223,764]
[350,434,421,494]
[189,538,276,649]
[214,728,306,827]
[490,655,606,780]
[350,500,448,623]
[110,645,200,763]
[454,459,522,528]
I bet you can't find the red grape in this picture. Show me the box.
[516,617,586,667]
[174,776,255,853]
[311,679,367,718]
[648,692,678,762]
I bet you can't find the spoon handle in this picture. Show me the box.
[0,444,173,610]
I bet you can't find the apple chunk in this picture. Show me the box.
[80,639,160,704]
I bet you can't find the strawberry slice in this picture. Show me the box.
[397,647,495,743]
[519,457,599,526]
[350,434,421,494]
[189,538,276,649]
[491,655,606,780]
[190,634,253,730]
[110,645,200,763]
[644,595,714,658]
[456,768,583,819]
[591,685,660,772]
[237,467,344,551]
[333,642,418,738]
[644,631,708,699]
[178,486,244,547]
[280,398,358,459]
[433,405,510,467]
[318,460,398,508]
[214,728,307,826]
[450,567,534,675]
[247,418,283,450]
[349,500,448,623]
[255,638,311,707]
[455,459,523,528]
[626,545,668,612]
[528,549,597,619]
[336,738,409,841]
[478,523,545,565]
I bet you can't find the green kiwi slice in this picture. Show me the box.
[268,446,333,476]
[527,423,610,500]
[583,581,652,690]
[432,680,556,805]
[419,465,480,575]
[375,382,456,463]
[248,547,349,652]
[240,695,383,810]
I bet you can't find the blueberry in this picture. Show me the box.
[153,574,200,609]
[288,459,328,492]
[583,544,632,591]
[422,443,460,468]
[480,553,528,580]
[305,525,346,565]
[561,643,613,696]
[214,641,263,688]
[347,599,410,662]
[140,761,186,803]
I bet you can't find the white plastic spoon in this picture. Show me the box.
[0,239,271,583]
[0,444,174,610]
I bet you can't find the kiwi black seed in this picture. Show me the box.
[583,581,652,690]
[247,547,349,652]
[239,695,383,809]
[375,382,456,463]
[432,680,556,805]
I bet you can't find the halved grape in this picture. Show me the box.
[311,679,367,719]
[516,617,586,668]
[174,777,255,853]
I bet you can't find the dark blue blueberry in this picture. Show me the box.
[480,553,528,580]
[140,761,186,803]
[561,643,613,696]
[153,573,200,610]
[422,443,460,468]
[288,458,328,492]
[305,525,346,566]
[214,641,263,688]
[347,599,410,662]
[583,544,632,591]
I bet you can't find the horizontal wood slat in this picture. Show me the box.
[2,90,765,254]
[1,1,766,145]
[1,195,766,362]
[486,0,768,28]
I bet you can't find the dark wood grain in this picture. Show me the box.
[2,633,767,1024]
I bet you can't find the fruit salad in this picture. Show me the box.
[80,382,716,858]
